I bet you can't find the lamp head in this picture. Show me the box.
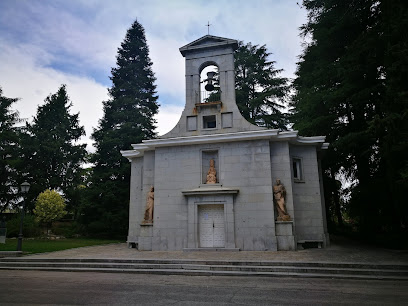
[20,182,30,193]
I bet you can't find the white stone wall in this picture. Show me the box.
[289,145,326,242]
[128,141,328,250]
[269,141,295,219]
[151,139,277,251]
[127,157,143,244]
[222,140,277,251]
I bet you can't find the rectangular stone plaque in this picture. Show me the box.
[221,112,233,128]
[187,116,197,131]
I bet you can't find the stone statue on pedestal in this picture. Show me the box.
[143,186,154,223]
[273,179,291,221]
[206,159,217,184]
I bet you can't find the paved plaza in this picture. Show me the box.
[1,236,407,305]
[24,236,408,265]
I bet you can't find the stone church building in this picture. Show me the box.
[121,35,329,251]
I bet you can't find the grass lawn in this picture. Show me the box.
[0,238,122,254]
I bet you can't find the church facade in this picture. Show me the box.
[121,35,329,251]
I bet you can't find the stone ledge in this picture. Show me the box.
[195,101,222,113]
[182,187,239,196]
[183,248,240,252]
[0,251,23,258]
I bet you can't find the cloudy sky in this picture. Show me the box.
[0,0,307,151]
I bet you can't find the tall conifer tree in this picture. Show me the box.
[81,20,159,236]
[235,42,290,130]
[0,87,21,211]
[373,0,408,233]
[292,0,408,235]
[23,85,86,211]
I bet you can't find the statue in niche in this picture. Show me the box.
[206,159,217,184]
[143,186,154,223]
[273,179,291,221]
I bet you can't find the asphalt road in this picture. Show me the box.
[1,270,407,305]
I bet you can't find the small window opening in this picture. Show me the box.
[292,158,302,181]
[203,115,216,129]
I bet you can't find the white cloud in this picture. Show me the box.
[0,37,183,150]
[154,105,184,136]
[0,40,108,151]
[0,0,308,151]
[149,37,185,101]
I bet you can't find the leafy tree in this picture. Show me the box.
[23,85,86,212]
[292,0,408,235]
[0,87,21,211]
[80,20,159,236]
[371,0,408,232]
[34,189,67,233]
[234,42,290,129]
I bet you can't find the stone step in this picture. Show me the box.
[0,251,22,257]
[1,258,407,271]
[0,265,407,281]
[0,261,406,278]
[0,262,209,271]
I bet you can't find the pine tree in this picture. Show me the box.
[0,87,21,211]
[23,85,86,212]
[80,20,159,236]
[235,42,290,129]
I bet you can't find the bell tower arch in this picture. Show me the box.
[160,35,264,139]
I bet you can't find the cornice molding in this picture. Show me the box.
[182,186,239,196]
[121,129,328,159]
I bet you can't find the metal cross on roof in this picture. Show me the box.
[206,21,211,35]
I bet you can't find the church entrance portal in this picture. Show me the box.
[198,204,225,248]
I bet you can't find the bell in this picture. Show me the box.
[204,71,217,91]
[205,82,215,91]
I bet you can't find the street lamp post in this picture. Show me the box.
[17,182,30,252]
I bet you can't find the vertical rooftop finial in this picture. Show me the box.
[206,21,211,35]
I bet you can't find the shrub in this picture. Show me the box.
[6,214,42,238]
[51,221,82,238]
[34,190,67,226]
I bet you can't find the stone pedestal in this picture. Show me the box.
[0,220,6,244]
[139,223,153,250]
[275,221,295,251]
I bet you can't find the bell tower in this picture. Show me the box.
[160,35,263,139]
[181,35,237,113]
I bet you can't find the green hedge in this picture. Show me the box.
[5,214,42,238]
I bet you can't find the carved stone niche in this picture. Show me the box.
[202,150,219,184]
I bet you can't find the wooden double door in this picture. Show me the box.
[198,204,225,248]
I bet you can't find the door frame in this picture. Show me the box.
[198,204,225,248]
[183,189,238,249]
